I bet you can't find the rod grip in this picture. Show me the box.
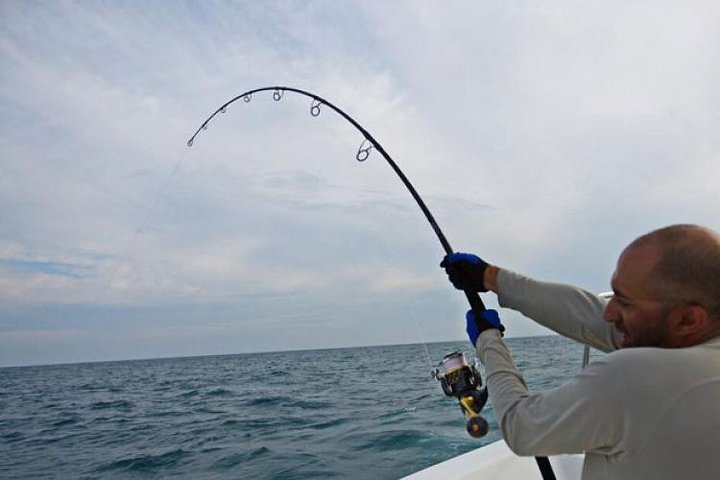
[464,289,487,315]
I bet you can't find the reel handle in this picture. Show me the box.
[459,388,490,438]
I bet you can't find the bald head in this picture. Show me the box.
[625,224,720,318]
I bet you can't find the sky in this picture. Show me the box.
[1,1,718,367]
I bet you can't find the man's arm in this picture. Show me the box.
[493,268,621,352]
[441,255,620,352]
[476,330,630,457]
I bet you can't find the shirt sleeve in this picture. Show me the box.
[476,330,629,457]
[497,269,621,352]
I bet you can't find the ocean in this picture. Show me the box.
[1,336,591,479]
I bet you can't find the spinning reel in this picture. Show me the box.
[433,351,490,438]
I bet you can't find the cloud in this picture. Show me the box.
[0,258,94,279]
[1,1,719,365]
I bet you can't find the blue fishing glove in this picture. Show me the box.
[440,252,489,292]
[466,309,504,346]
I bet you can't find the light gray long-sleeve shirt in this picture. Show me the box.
[476,269,720,480]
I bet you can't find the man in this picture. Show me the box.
[441,224,720,480]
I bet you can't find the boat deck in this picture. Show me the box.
[401,440,583,480]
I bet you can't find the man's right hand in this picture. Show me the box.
[466,309,504,346]
[440,252,489,292]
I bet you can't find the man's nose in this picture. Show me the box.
[603,297,618,323]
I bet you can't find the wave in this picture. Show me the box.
[95,449,188,473]
[178,389,199,398]
[89,400,133,410]
[51,417,80,427]
[206,388,233,396]
[2,431,23,443]
[307,416,349,430]
[354,429,433,453]
[245,395,332,410]
[212,446,270,469]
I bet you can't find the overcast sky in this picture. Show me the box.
[2,1,718,366]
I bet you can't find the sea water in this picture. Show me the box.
[0,336,591,479]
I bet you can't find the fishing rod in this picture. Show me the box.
[187,86,555,479]
[188,86,489,319]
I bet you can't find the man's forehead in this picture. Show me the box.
[613,244,662,292]
[618,243,662,269]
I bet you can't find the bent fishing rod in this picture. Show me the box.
[188,86,487,314]
[188,86,556,480]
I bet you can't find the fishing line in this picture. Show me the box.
[100,147,190,295]
[406,302,435,370]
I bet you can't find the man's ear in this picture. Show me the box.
[675,303,709,336]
